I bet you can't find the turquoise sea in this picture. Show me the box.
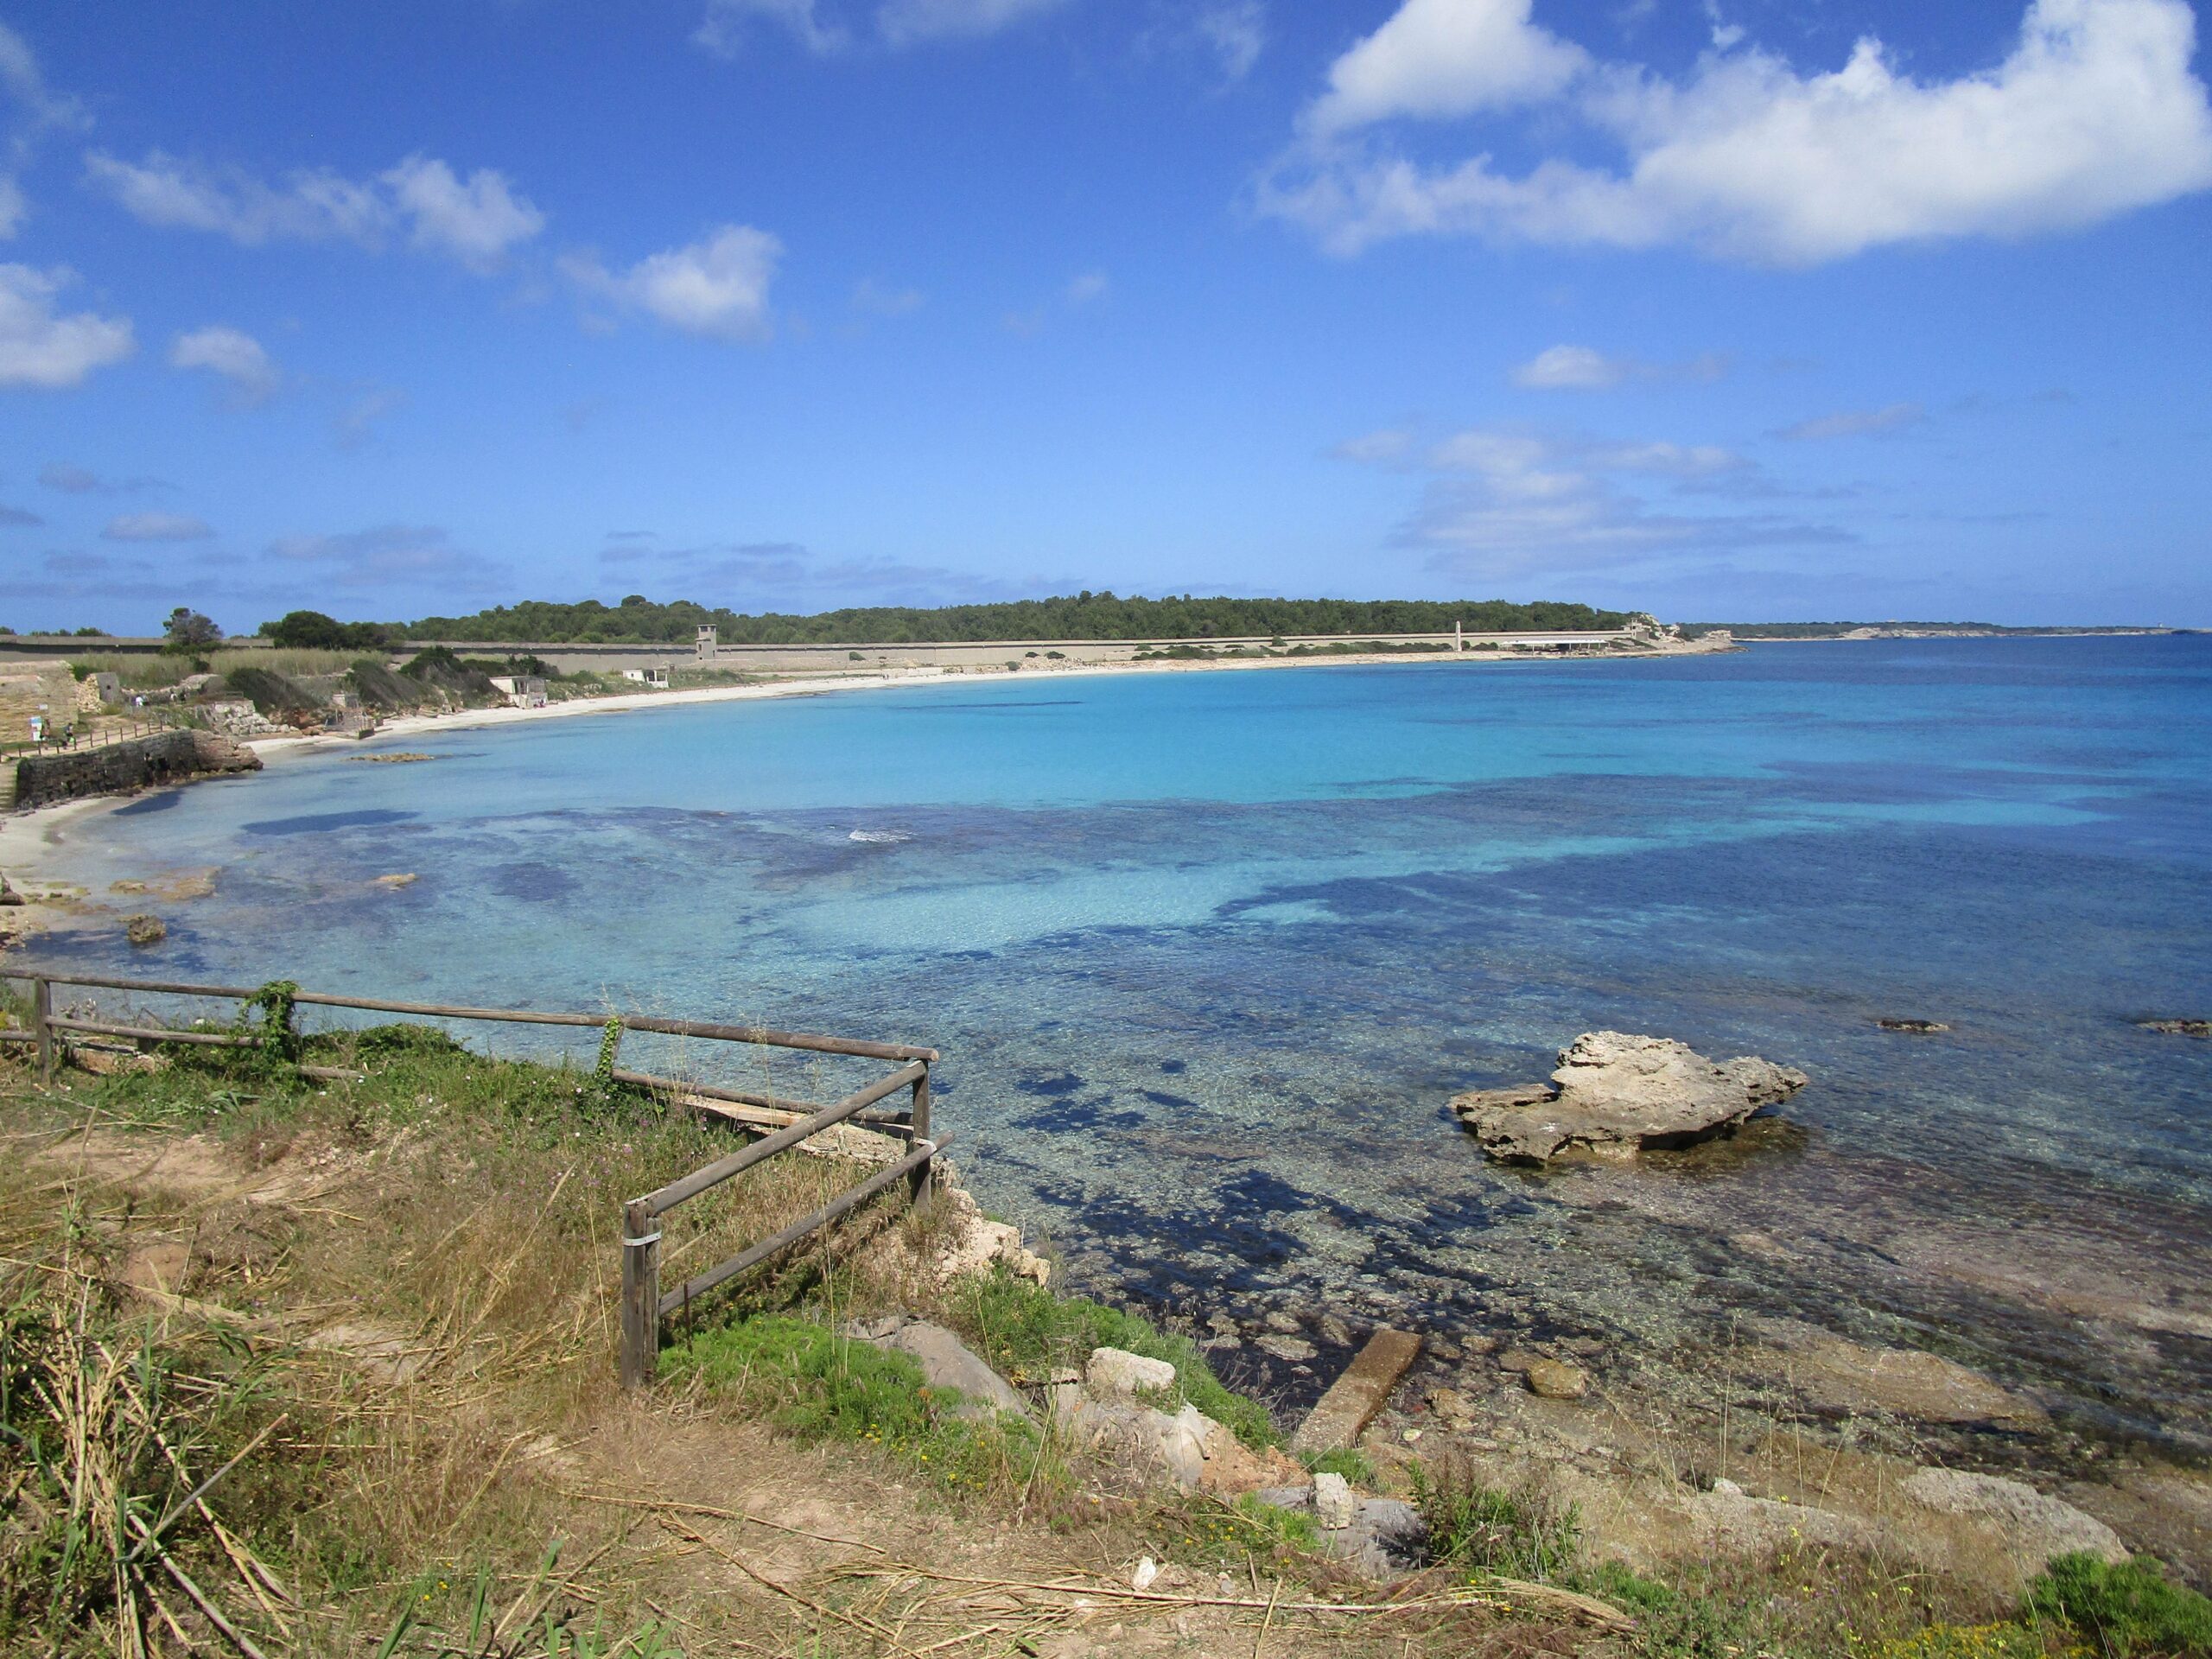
[23,637,2212,1462]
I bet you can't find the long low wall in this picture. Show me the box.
[10,729,263,812]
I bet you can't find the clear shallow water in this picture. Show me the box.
[28,639,2212,1455]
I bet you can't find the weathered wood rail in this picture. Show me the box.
[1,967,943,1389]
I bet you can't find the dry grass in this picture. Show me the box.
[0,1035,1627,1658]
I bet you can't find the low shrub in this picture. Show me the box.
[1300,1446,1375,1485]
[944,1268,1277,1449]
[1151,1491,1318,1567]
[2023,1552,2212,1656]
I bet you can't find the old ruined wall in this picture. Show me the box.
[11,730,263,812]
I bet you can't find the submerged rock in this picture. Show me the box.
[1878,1018,1950,1033]
[2139,1018,2209,1038]
[124,913,167,947]
[1524,1358,1592,1401]
[1732,1318,2047,1429]
[1451,1031,1808,1165]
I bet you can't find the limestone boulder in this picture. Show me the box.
[845,1315,1033,1422]
[1902,1468,2126,1566]
[1452,1031,1807,1164]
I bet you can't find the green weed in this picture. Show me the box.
[944,1267,1277,1449]
[2022,1552,2212,1657]
[664,1314,1057,1503]
[1300,1446,1375,1485]
[1409,1456,1580,1581]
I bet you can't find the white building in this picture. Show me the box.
[621,667,671,689]
[489,675,548,709]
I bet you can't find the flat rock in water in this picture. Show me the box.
[1902,1468,2126,1564]
[1735,1320,2046,1429]
[1877,1018,1950,1033]
[2139,1018,2209,1038]
[1451,1031,1807,1165]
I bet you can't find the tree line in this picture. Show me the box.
[260,593,1630,648]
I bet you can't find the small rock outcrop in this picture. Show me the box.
[2139,1018,2209,1038]
[1451,1031,1808,1164]
[1901,1468,2126,1566]
[124,914,167,947]
[1524,1358,1591,1401]
[845,1315,1033,1422]
[1878,1018,1950,1033]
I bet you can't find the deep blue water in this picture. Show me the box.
[24,638,2212,1452]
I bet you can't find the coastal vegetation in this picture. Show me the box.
[386,592,1630,646]
[4,1014,2202,1656]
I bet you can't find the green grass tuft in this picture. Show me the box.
[944,1268,1277,1449]
[2022,1552,2212,1657]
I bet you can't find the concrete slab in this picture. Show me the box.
[1289,1326,1421,1454]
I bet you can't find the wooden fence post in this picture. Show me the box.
[908,1061,932,1216]
[620,1198,661,1389]
[32,976,53,1084]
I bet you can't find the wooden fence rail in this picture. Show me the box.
[2,966,943,1389]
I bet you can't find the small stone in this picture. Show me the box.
[1132,1556,1159,1591]
[1524,1359,1591,1400]
[1088,1346,1176,1395]
[1426,1386,1475,1427]
[124,914,166,947]
[1401,1427,1421,1443]
[1264,1311,1302,1334]
[1497,1347,1539,1373]
[373,873,419,888]
[1314,1472,1358,1530]
[1712,1477,1745,1497]
[1255,1333,1318,1363]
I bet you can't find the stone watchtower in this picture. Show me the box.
[696,625,717,664]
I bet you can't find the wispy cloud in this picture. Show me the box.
[40,461,169,495]
[85,150,545,270]
[1262,0,2212,264]
[0,501,40,526]
[103,511,213,542]
[268,524,511,591]
[169,324,280,404]
[852,276,924,316]
[0,264,133,389]
[334,385,408,450]
[1774,402,1925,441]
[564,226,782,341]
[0,19,90,238]
[696,0,849,55]
[1337,419,1848,576]
[694,0,1068,54]
[876,0,1070,48]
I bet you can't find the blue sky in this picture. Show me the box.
[2,0,2209,632]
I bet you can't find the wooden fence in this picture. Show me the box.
[0,968,943,1388]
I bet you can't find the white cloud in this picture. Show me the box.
[0,19,89,238]
[380,156,545,271]
[1776,401,1924,440]
[564,226,783,341]
[102,511,213,543]
[696,0,849,54]
[1338,421,1842,575]
[1510,343,1730,389]
[0,264,133,389]
[1065,269,1109,304]
[876,0,1069,48]
[1267,0,2212,264]
[1309,0,1587,135]
[1196,3,1267,80]
[168,324,280,403]
[1512,344,1625,390]
[85,149,543,270]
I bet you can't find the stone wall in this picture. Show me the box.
[11,730,263,812]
